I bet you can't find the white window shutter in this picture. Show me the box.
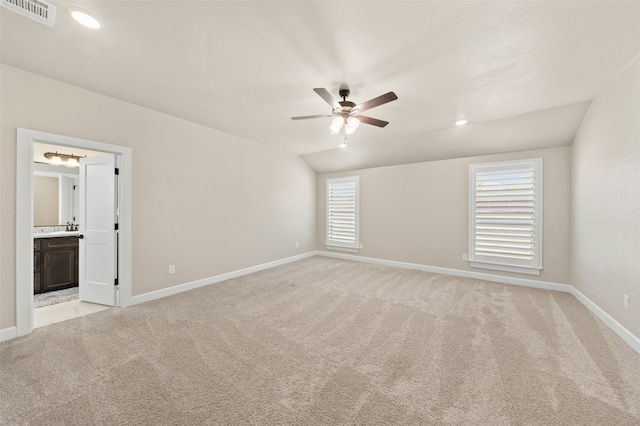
[326,176,359,252]
[469,159,542,275]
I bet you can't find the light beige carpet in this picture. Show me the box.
[1,256,639,425]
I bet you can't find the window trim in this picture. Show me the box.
[326,176,359,253]
[469,158,543,275]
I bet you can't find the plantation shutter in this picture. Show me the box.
[469,159,542,275]
[326,176,359,251]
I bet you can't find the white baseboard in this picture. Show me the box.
[5,250,638,356]
[0,326,17,343]
[570,287,640,354]
[317,250,640,355]
[129,251,316,306]
[318,251,572,293]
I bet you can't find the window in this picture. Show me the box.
[326,176,359,252]
[469,159,542,275]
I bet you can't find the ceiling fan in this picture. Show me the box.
[291,87,398,135]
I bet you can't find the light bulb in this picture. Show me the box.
[329,116,344,134]
[344,117,360,134]
[339,140,347,148]
[67,157,78,167]
[51,155,62,165]
[455,119,468,126]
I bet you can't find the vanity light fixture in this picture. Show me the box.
[44,151,85,167]
[67,6,103,29]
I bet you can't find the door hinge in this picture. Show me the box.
[115,278,119,286]
[115,168,120,175]
[115,223,119,230]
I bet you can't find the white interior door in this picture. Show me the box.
[79,155,118,306]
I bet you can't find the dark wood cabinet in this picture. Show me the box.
[34,236,79,294]
[33,239,42,293]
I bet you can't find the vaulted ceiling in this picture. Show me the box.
[2,1,639,172]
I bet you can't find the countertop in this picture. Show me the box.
[34,231,80,239]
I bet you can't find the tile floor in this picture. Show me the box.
[34,299,111,328]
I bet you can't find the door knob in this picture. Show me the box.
[77,235,84,239]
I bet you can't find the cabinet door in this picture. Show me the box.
[74,248,79,286]
[33,242,42,294]
[43,248,76,291]
[34,272,42,294]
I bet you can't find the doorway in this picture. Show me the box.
[32,143,117,327]
[16,128,132,337]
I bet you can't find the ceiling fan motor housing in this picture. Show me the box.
[337,89,355,113]
[337,100,356,113]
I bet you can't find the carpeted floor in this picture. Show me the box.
[33,286,79,308]
[1,256,639,425]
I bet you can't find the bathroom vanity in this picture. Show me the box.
[34,233,79,294]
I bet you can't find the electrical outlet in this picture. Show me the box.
[295,242,299,248]
[624,294,629,309]
[169,265,175,274]
[462,254,468,261]
[359,243,364,249]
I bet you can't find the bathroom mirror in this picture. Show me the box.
[33,163,79,226]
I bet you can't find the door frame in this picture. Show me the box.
[16,128,132,337]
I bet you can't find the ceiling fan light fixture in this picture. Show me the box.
[339,139,347,148]
[455,119,468,126]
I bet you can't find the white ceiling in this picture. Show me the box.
[2,1,639,173]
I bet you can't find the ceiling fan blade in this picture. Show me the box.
[291,114,334,120]
[354,92,398,113]
[313,88,341,110]
[357,115,389,128]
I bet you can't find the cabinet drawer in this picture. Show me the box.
[43,237,79,250]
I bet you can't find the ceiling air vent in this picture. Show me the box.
[2,0,56,27]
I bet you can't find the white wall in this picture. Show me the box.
[0,65,316,330]
[317,146,572,285]
[571,56,640,339]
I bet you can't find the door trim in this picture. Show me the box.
[16,128,132,337]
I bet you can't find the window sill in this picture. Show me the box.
[470,261,541,276]
[326,245,359,254]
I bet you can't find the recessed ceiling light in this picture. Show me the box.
[455,119,468,126]
[67,7,103,29]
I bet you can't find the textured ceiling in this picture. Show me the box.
[2,1,639,172]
